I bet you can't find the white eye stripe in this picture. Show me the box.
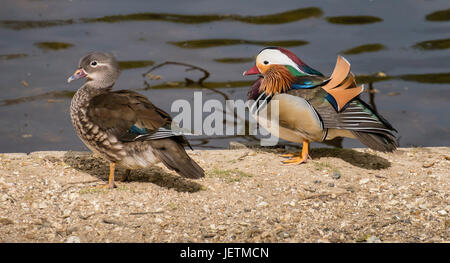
[256,49,308,75]
[90,61,109,68]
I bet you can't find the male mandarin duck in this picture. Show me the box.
[67,52,204,188]
[244,47,397,165]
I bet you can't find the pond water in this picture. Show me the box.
[0,0,449,153]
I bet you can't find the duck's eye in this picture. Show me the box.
[90,61,98,67]
[263,60,269,65]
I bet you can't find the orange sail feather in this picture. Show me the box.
[321,56,364,111]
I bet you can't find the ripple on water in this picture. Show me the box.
[425,8,450,22]
[0,53,28,60]
[34,42,74,51]
[213,57,254,64]
[413,38,450,50]
[169,39,308,49]
[326,15,383,25]
[118,60,155,70]
[0,7,323,30]
[341,43,386,55]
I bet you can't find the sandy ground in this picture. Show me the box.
[0,144,448,243]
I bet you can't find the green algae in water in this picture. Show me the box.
[326,16,383,25]
[0,53,28,60]
[118,60,155,70]
[355,74,392,84]
[146,80,254,90]
[213,57,254,64]
[355,72,450,85]
[236,7,323,24]
[87,13,220,24]
[204,80,255,89]
[425,9,450,21]
[399,72,450,84]
[34,42,74,50]
[0,19,74,30]
[169,39,243,48]
[169,39,308,48]
[0,90,76,107]
[342,44,385,55]
[86,7,322,25]
[413,38,450,50]
[1,7,323,30]
[264,40,308,47]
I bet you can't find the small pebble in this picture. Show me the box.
[257,201,268,208]
[359,178,370,184]
[332,172,341,180]
[438,210,447,216]
[366,235,381,243]
[65,236,80,243]
[422,162,435,168]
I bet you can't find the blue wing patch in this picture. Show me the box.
[130,125,148,134]
[291,82,316,89]
[325,94,339,112]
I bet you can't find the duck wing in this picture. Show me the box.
[87,90,186,142]
[308,89,398,152]
[87,90,204,178]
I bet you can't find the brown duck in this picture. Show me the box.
[67,52,204,188]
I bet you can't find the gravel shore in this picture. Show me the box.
[0,146,448,242]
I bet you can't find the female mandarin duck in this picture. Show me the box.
[244,47,397,165]
[67,52,204,188]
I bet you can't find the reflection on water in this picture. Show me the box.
[0,53,28,60]
[326,16,383,25]
[341,43,385,55]
[144,80,254,90]
[87,7,323,25]
[0,19,74,30]
[0,7,323,30]
[213,57,254,64]
[0,0,449,152]
[357,72,450,84]
[2,71,448,108]
[413,38,450,50]
[355,74,392,84]
[118,60,155,70]
[0,91,75,107]
[34,42,74,51]
[399,72,450,84]
[425,8,450,21]
[169,39,308,48]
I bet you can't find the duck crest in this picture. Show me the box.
[259,65,295,96]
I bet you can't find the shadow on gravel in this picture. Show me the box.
[310,148,391,170]
[230,141,391,170]
[62,151,204,193]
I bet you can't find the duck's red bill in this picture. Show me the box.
[243,65,260,76]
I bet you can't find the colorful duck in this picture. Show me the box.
[68,52,204,188]
[244,47,397,164]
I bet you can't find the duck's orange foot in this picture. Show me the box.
[280,152,300,158]
[281,155,310,165]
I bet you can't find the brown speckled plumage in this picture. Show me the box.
[68,52,204,187]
